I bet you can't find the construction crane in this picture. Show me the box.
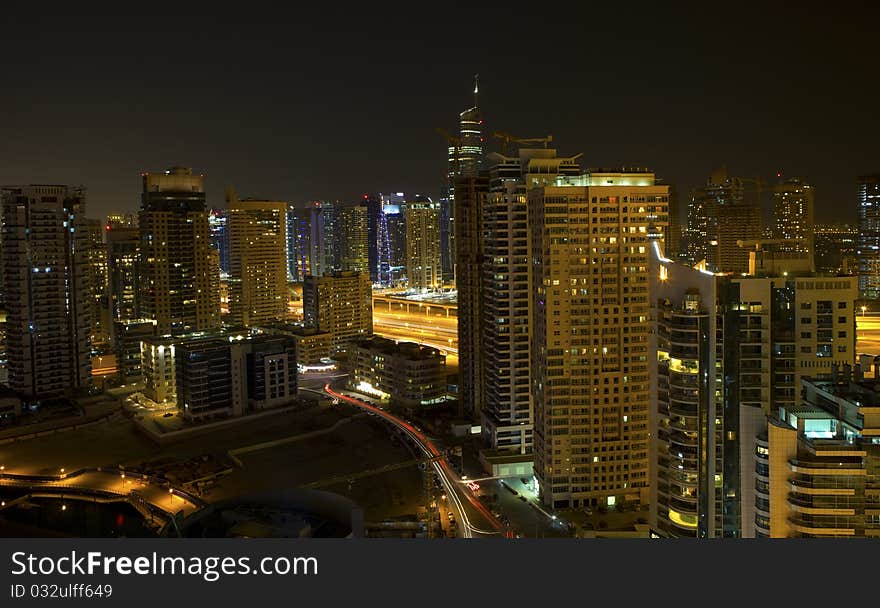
[492,131,553,156]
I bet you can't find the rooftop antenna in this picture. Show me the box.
[473,73,479,109]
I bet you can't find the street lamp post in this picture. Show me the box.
[862,305,868,318]
[168,488,174,509]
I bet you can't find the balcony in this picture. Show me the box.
[787,516,855,536]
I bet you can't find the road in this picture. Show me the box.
[323,384,507,538]
[372,310,458,366]
[857,314,880,356]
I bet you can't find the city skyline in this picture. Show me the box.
[2,7,878,221]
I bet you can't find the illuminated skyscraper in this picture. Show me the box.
[208,208,230,276]
[530,169,670,509]
[81,218,110,352]
[107,222,140,321]
[287,203,325,282]
[227,194,288,327]
[443,76,483,283]
[857,173,880,298]
[1,185,92,397]
[303,271,372,355]
[139,167,219,335]
[480,148,581,462]
[685,168,761,272]
[336,204,369,274]
[814,223,858,275]
[772,177,814,255]
[405,196,441,291]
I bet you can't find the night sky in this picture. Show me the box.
[2,5,878,223]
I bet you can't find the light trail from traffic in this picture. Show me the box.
[324,384,505,538]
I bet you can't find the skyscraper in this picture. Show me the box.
[443,76,483,283]
[227,194,288,327]
[685,168,761,272]
[772,177,815,255]
[303,271,372,355]
[857,173,880,298]
[107,222,140,321]
[649,240,857,537]
[1,185,92,398]
[81,218,110,352]
[481,148,581,461]
[455,172,489,421]
[335,204,369,275]
[530,169,669,510]
[287,203,326,282]
[139,167,219,335]
[382,193,407,285]
[362,194,383,284]
[405,196,441,291]
[208,208,230,276]
[814,223,858,275]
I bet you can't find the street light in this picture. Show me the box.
[169,488,174,508]
[862,305,868,317]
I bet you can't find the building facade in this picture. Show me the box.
[0,185,92,398]
[227,196,288,326]
[302,271,372,355]
[743,370,880,538]
[350,337,447,409]
[530,169,669,509]
[139,167,219,335]
[857,174,880,299]
[405,196,441,291]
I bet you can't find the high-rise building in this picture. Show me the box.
[226,194,288,327]
[443,76,483,283]
[107,223,140,322]
[530,168,669,509]
[208,208,230,276]
[480,148,581,461]
[303,271,372,354]
[287,203,327,282]
[648,240,858,537]
[361,194,383,284]
[857,173,880,299]
[685,168,762,272]
[772,177,815,255]
[0,185,92,398]
[405,196,441,291]
[742,368,880,538]
[336,204,369,274]
[814,223,858,275]
[455,173,489,421]
[139,167,219,335]
[113,319,155,381]
[81,218,110,352]
[382,193,407,285]
[106,213,137,229]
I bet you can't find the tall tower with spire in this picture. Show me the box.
[442,75,484,284]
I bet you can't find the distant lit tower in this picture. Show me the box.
[336,204,369,274]
[1,185,92,398]
[382,193,407,285]
[443,75,483,283]
[685,167,760,273]
[139,167,219,335]
[857,173,880,298]
[208,209,230,276]
[287,203,326,282]
[405,196,441,291]
[377,203,393,287]
[772,176,814,255]
[361,194,384,284]
[226,192,288,326]
[107,222,140,321]
[81,218,110,352]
